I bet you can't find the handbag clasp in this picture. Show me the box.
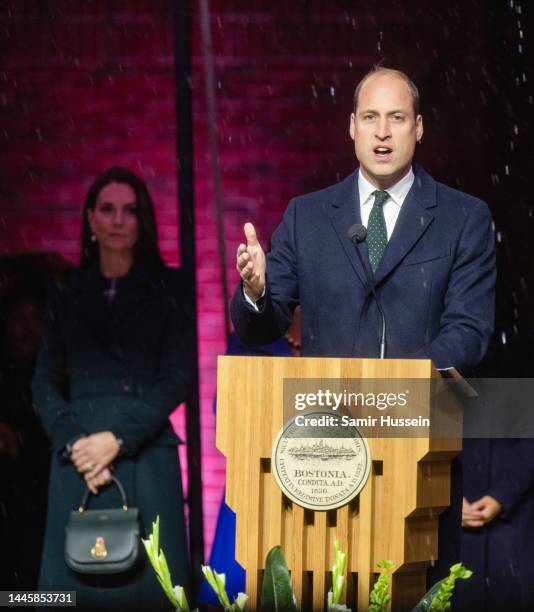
[90,536,108,560]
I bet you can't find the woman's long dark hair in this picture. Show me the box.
[80,167,164,269]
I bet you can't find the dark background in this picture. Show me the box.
[0,0,532,563]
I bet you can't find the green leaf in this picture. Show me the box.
[141,516,191,611]
[260,546,298,612]
[369,560,394,612]
[412,564,473,612]
[331,539,348,605]
[201,566,233,610]
[410,579,444,612]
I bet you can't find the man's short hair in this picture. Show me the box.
[353,66,420,117]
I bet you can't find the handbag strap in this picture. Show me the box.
[78,475,129,513]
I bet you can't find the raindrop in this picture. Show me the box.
[330,86,335,97]
[504,164,510,176]
[501,332,507,345]
[311,84,318,98]
[513,124,519,134]
[496,231,502,243]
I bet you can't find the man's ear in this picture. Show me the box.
[349,113,356,141]
[415,114,424,143]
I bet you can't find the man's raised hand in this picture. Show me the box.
[236,222,266,302]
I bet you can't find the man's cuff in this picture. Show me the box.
[243,286,266,311]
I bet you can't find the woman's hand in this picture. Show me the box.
[85,466,113,495]
[462,495,502,528]
[71,431,120,479]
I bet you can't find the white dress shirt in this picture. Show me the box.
[358,167,414,239]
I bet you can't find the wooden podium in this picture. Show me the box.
[216,357,461,611]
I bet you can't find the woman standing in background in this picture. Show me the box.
[33,167,192,610]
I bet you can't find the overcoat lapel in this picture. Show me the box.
[373,167,437,286]
[327,172,373,292]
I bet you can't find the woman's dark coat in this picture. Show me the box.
[455,437,534,611]
[430,436,534,611]
[32,264,192,611]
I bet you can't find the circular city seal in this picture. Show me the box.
[271,409,371,511]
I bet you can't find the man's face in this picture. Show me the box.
[349,72,423,190]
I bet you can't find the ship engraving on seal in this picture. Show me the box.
[272,410,371,511]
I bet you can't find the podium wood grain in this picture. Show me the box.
[217,357,461,611]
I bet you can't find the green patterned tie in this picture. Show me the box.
[367,190,389,273]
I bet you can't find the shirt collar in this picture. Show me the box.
[358,167,415,207]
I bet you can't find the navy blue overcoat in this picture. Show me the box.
[231,165,495,371]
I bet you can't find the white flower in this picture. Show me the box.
[234,592,248,611]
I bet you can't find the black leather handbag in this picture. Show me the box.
[65,476,140,574]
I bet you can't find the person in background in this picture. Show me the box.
[0,288,50,589]
[32,167,193,610]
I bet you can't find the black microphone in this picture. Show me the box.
[347,223,387,359]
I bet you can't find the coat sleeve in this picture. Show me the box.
[230,198,299,346]
[412,200,496,371]
[32,277,87,452]
[107,271,193,455]
[486,439,534,515]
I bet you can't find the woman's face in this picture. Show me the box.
[87,182,139,256]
